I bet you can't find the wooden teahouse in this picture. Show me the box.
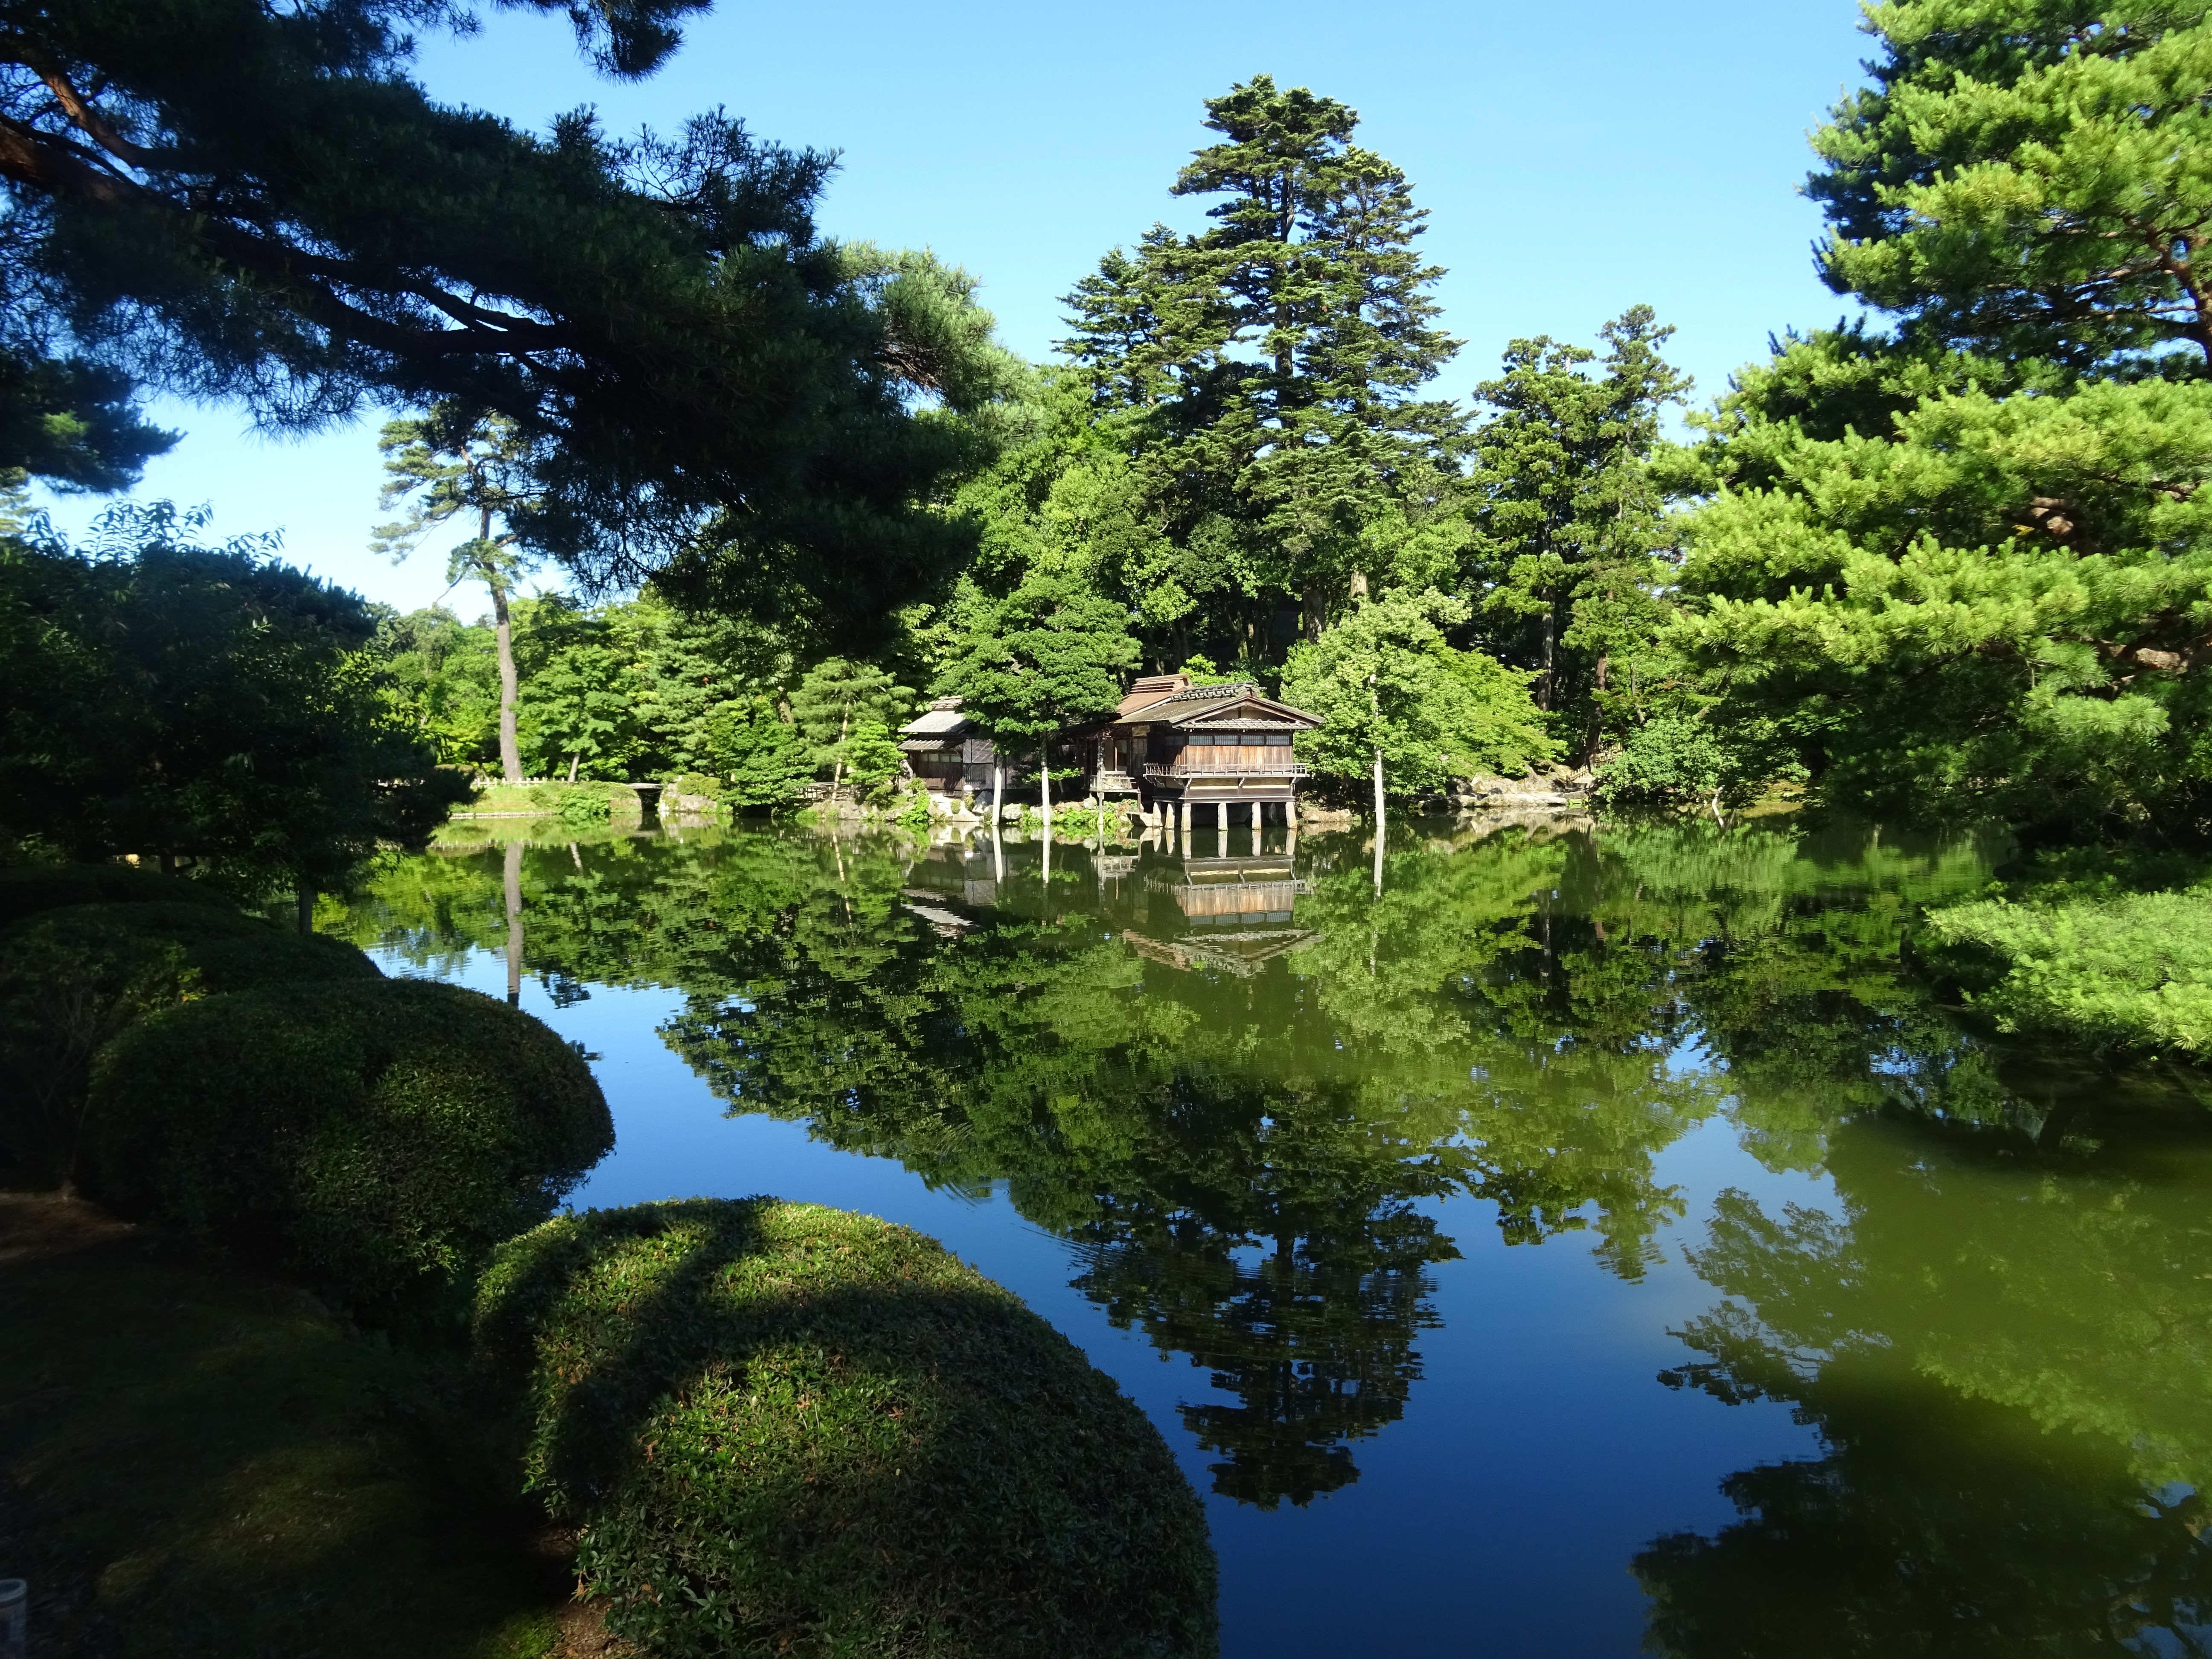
[1077,673,1323,832]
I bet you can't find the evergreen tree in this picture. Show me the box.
[702,696,814,809]
[0,504,466,896]
[0,0,1012,614]
[1809,0,2212,373]
[1462,306,1689,759]
[1059,76,1463,655]
[933,575,1138,831]
[373,404,540,782]
[789,659,914,802]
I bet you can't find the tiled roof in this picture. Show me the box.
[900,707,970,737]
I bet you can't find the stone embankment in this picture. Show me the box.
[1437,766,1596,828]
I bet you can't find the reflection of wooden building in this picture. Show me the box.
[898,697,995,798]
[1123,861,1317,976]
[1074,675,1322,828]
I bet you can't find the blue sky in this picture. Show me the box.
[38,0,1875,614]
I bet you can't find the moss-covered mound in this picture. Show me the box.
[0,903,383,1181]
[88,979,613,1315]
[475,1198,1218,1659]
[0,862,232,928]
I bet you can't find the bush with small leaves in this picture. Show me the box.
[88,979,612,1318]
[475,1197,1218,1659]
[0,902,381,1183]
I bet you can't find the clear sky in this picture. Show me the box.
[37,0,1876,614]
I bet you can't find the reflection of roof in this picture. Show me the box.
[1120,927,1316,978]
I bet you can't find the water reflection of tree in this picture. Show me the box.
[339,817,2087,1516]
[1637,1112,2212,1656]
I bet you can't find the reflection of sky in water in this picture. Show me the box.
[373,937,1821,1657]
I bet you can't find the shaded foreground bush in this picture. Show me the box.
[0,902,381,1182]
[475,1198,1219,1659]
[0,861,233,929]
[88,979,612,1316]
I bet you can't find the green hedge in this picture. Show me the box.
[88,979,613,1315]
[0,862,233,929]
[475,1199,1217,1659]
[0,902,381,1182]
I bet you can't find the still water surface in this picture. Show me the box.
[338,817,2212,1657]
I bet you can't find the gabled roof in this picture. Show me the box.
[1116,673,1190,718]
[900,700,971,738]
[1113,681,1321,731]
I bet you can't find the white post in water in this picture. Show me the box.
[1372,743,1386,897]
[0,1577,27,1659]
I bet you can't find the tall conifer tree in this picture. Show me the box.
[1061,76,1461,656]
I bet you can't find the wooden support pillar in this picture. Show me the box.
[1177,799,1189,838]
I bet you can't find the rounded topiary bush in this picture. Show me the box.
[0,862,233,929]
[475,1198,1218,1659]
[87,979,614,1314]
[0,903,382,1183]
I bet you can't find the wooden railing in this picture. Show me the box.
[1143,758,1309,779]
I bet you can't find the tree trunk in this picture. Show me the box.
[831,708,849,802]
[504,839,523,1007]
[1349,570,1370,602]
[566,752,579,784]
[1538,597,1558,712]
[490,575,522,785]
[295,884,314,935]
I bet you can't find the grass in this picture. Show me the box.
[0,1191,597,1658]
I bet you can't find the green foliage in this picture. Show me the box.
[702,696,813,809]
[2,0,1017,619]
[87,979,612,1317]
[474,1197,1219,1659]
[1058,75,1463,650]
[1596,712,1797,821]
[0,900,379,1184]
[1279,588,1555,799]
[0,507,470,892]
[933,574,1138,748]
[0,860,231,930]
[789,657,914,795]
[0,353,175,492]
[375,606,504,767]
[1461,306,1691,754]
[373,403,542,783]
[1671,367,2212,833]
[1808,0,2212,372]
[0,1206,579,1657]
[1926,884,2212,1056]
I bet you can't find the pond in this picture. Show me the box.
[336,815,2212,1657]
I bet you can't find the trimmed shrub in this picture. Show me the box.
[87,979,613,1315]
[475,1199,1218,1659]
[0,862,233,929]
[0,902,381,1183]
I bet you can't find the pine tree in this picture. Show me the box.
[933,575,1138,833]
[1059,76,1463,656]
[0,1,1012,615]
[1808,1,2212,373]
[1462,306,1689,760]
[789,660,913,802]
[373,404,540,783]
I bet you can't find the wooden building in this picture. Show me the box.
[898,697,995,799]
[1077,674,1322,830]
